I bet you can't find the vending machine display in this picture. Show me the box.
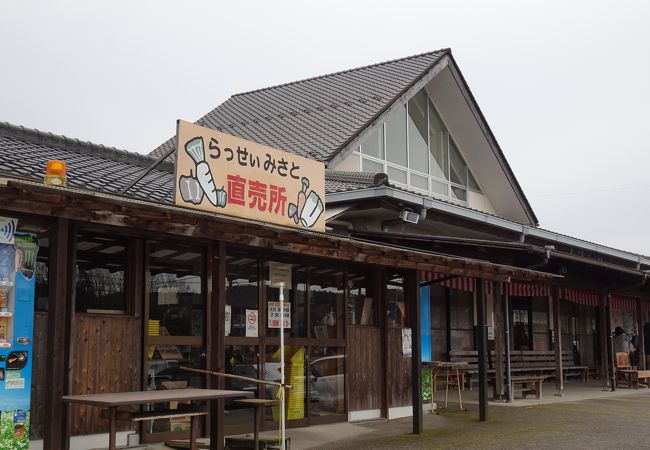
[0,217,38,449]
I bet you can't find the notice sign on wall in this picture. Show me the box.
[245,309,258,337]
[402,328,412,358]
[174,120,326,232]
[269,261,292,288]
[268,302,291,329]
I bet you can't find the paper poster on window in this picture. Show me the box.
[0,217,17,244]
[245,309,258,337]
[402,328,412,358]
[268,301,291,329]
[225,304,231,336]
[157,287,179,305]
[269,262,292,288]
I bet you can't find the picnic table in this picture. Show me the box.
[422,361,469,411]
[62,388,253,450]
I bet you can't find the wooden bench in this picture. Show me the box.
[449,350,589,388]
[511,376,546,399]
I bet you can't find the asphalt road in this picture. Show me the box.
[311,391,650,449]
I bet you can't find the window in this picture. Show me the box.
[75,231,128,314]
[309,266,343,339]
[265,262,307,338]
[449,290,474,351]
[531,297,549,351]
[354,87,480,202]
[386,273,407,327]
[429,285,447,360]
[347,271,377,326]
[226,252,259,337]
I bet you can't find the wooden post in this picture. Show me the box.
[636,299,645,370]
[493,282,505,400]
[607,294,616,391]
[209,241,226,450]
[43,218,73,450]
[503,285,512,402]
[598,293,609,389]
[552,285,563,396]
[408,270,422,434]
[476,278,488,421]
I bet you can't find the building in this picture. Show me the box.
[0,48,647,449]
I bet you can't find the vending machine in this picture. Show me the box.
[0,217,38,449]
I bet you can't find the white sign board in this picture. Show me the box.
[225,304,232,336]
[269,262,292,288]
[245,309,258,337]
[0,217,17,245]
[268,301,291,329]
[402,328,412,358]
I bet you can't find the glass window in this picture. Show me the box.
[449,289,474,351]
[226,253,259,337]
[148,242,204,337]
[359,126,384,159]
[449,139,468,186]
[531,297,549,351]
[468,170,481,192]
[309,346,345,416]
[264,345,306,422]
[385,105,407,167]
[347,270,377,326]
[410,173,428,190]
[75,231,127,313]
[361,157,384,174]
[386,273,407,327]
[451,186,467,202]
[512,299,531,351]
[431,179,449,197]
[407,90,429,173]
[429,285,447,361]
[310,266,343,340]
[145,345,205,431]
[428,100,448,180]
[14,222,51,312]
[224,345,259,429]
[265,262,306,338]
[387,166,407,184]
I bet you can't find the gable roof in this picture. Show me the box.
[150,49,450,163]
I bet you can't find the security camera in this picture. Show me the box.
[399,209,420,224]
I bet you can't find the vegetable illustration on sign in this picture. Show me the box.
[179,137,228,208]
[174,121,325,232]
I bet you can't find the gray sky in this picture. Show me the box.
[2,1,649,254]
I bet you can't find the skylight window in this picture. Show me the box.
[358,87,481,202]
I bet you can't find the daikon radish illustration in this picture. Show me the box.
[184,137,218,206]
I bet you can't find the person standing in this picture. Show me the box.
[613,326,630,354]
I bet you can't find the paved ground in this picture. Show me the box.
[308,390,650,449]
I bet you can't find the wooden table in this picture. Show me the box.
[422,361,468,411]
[232,398,280,450]
[618,369,650,389]
[62,388,253,450]
[510,376,546,399]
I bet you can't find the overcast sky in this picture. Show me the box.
[1,1,649,254]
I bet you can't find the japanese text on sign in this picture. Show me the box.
[268,301,291,329]
[174,121,325,231]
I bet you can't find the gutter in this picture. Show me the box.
[327,187,650,269]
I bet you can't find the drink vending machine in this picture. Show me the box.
[0,217,38,449]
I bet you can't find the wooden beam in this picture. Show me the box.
[408,270,422,434]
[476,278,488,421]
[552,285,563,396]
[43,218,73,450]
[598,293,609,389]
[493,282,505,400]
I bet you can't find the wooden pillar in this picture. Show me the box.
[552,285,563,396]
[606,293,616,391]
[636,299,645,370]
[209,242,226,450]
[408,270,422,434]
[43,218,74,450]
[476,278,488,421]
[493,282,505,400]
[598,293,609,389]
[503,285,512,402]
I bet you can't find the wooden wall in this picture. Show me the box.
[29,312,47,439]
[347,326,383,411]
[70,314,141,435]
[386,327,412,408]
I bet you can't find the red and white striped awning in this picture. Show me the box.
[611,295,639,311]
[641,301,650,312]
[559,288,599,306]
[420,271,476,292]
[508,282,549,297]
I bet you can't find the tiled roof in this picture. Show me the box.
[150,49,450,163]
[0,122,175,204]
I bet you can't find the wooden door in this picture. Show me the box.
[347,326,383,414]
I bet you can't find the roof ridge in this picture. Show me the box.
[325,170,389,187]
[232,48,451,98]
[0,121,174,173]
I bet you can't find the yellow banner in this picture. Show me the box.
[174,121,325,232]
